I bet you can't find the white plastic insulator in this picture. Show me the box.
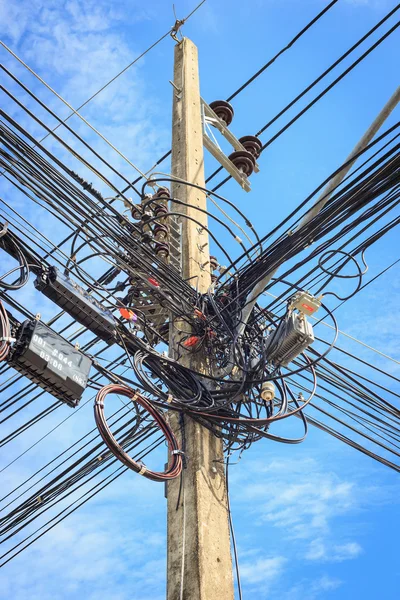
[260,381,275,402]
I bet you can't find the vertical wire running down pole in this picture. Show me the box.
[179,470,186,600]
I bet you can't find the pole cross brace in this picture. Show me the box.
[200,97,260,193]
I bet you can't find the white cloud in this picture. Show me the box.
[229,453,373,595]
[305,538,362,562]
[333,541,362,561]
[305,538,327,561]
[240,555,286,585]
[282,575,342,600]
[238,458,356,541]
[0,0,153,46]
[1,0,170,189]
[1,505,166,600]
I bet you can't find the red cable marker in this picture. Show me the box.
[119,307,137,321]
[147,276,160,287]
[183,335,201,348]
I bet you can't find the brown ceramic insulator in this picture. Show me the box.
[209,100,234,126]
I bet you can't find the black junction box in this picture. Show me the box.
[9,319,92,407]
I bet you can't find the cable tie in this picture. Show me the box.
[137,464,147,476]
[0,337,16,343]
[95,399,104,407]
[167,394,174,404]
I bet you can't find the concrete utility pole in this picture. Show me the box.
[167,38,234,600]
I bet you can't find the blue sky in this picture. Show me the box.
[0,0,400,598]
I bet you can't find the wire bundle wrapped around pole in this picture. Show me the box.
[94,384,183,482]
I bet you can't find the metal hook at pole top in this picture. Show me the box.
[170,0,207,43]
[170,18,185,43]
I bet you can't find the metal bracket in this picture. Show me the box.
[172,449,185,456]
[197,241,208,253]
[169,80,182,100]
[200,98,260,193]
[0,336,16,343]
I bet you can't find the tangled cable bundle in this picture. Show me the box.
[1,119,399,465]
[94,384,183,482]
[1,2,400,568]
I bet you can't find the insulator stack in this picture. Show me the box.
[132,186,180,273]
[209,255,218,271]
[155,242,170,259]
[228,150,255,177]
[140,213,153,245]
[209,100,234,126]
[151,188,171,263]
[153,203,168,222]
[141,213,152,230]
[238,135,262,159]
[131,204,142,220]
[153,187,170,201]
[154,223,169,241]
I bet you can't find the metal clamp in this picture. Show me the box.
[170,18,185,43]
[137,463,147,476]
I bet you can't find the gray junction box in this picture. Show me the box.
[264,312,314,367]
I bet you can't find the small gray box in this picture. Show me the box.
[264,312,314,367]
